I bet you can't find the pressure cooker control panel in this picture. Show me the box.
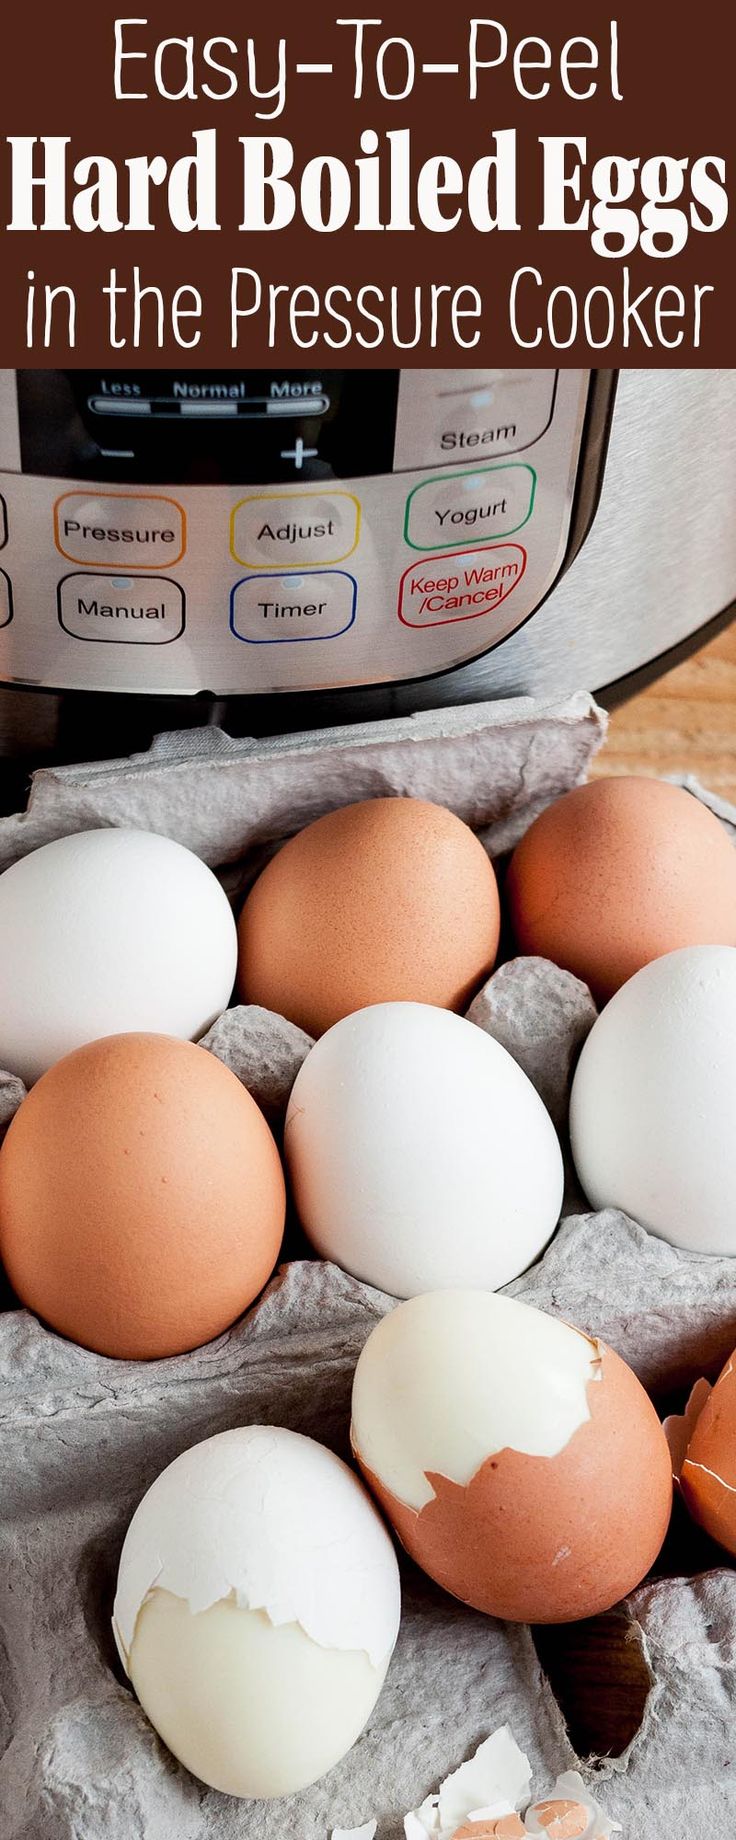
[0,368,590,697]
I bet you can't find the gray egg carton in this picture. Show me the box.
[1,692,735,1840]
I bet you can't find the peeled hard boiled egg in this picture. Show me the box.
[507,775,736,1004]
[237,797,500,1037]
[351,1291,672,1623]
[570,945,736,1254]
[0,1033,285,1358]
[0,828,237,1084]
[113,1426,401,1798]
[285,1003,564,1297]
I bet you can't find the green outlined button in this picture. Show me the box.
[404,462,536,552]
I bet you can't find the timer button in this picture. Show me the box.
[54,493,186,569]
[231,570,357,644]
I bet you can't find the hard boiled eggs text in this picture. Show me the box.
[114,1426,401,1798]
[351,1290,672,1623]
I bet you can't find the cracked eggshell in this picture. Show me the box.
[667,1351,736,1555]
[352,1291,672,1624]
[113,1425,401,1799]
[0,828,238,1085]
[524,1771,621,1837]
[570,946,736,1255]
[404,1727,532,1839]
[285,1004,564,1298]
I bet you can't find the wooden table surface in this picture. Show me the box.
[537,619,736,1763]
[592,621,736,801]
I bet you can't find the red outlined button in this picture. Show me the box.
[398,543,527,628]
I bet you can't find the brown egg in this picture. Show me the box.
[351,1292,672,1625]
[237,797,500,1037]
[670,1351,736,1554]
[506,775,736,1003]
[0,1034,285,1360]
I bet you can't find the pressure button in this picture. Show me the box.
[54,493,186,569]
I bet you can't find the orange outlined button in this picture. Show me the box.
[54,491,186,569]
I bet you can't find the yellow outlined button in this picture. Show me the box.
[231,490,361,570]
[54,491,186,569]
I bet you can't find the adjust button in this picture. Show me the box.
[231,570,357,644]
[0,568,12,629]
[54,492,186,569]
[58,574,185,644]
[405,463,535,553]
[231,491,361,569]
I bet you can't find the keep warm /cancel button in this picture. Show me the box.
[58,575,185,644]
[398,544,527,628]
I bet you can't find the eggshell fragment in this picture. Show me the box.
[666,1351,736,1555]
[286,1004,564,1298]
[237,797,500,1037]
[570,946,736,1256]
[507,776,736,1004]
[0,1033,285,1359]
[0,828,237,1084]
[352,1292,672,1624]
[114,1426,401,1798]
[404,1727,532,1840]
[525,1773,621,1838]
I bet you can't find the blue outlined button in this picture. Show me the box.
[230,570,357,644]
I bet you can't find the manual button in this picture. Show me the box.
[54,492,186,568]
[231,570,357,644]
[58,574,185,644]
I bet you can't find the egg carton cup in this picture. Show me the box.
[1,691,735,1840]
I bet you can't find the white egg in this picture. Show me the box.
[570,944,736,1254]
[0,828,237,1083]
[284,1002,563,1297]
[113,1425,401,1800]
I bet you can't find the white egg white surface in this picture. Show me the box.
[113,1426,401,1800]
[0,828,237,1083]
[285,1003,564,1298]
[570,945,736,1255]
[351,1291,599,1512]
